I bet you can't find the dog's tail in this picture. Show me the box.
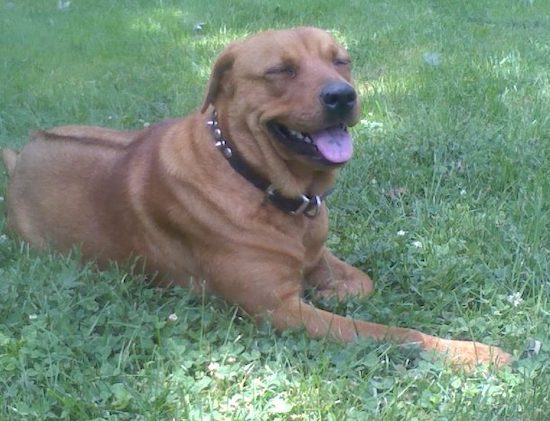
[1,148,18,177]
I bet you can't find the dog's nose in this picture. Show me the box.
[320,82,357,116]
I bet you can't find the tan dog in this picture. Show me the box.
[2,27,511,370]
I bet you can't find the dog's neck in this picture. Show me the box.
[208,109,335,218]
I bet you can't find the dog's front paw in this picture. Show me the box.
[427,337,513,371]
[313,273,375,301]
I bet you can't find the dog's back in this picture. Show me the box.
[38,125,138,148]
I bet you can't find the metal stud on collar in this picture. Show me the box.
[218,141,233,158]
[208,116,233,158]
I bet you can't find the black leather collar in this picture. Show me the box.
[207,110,333,218]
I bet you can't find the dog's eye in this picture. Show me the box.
[265,65,297,78]
[333,58,351,66]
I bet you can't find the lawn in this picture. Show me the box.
[1,0,549,419]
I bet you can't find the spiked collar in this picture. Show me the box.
[207,110,333,218]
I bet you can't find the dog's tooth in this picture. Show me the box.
[289,129,302,139]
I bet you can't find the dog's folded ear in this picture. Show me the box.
[200,45,237,113]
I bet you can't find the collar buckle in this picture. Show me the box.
[291,194,321,218]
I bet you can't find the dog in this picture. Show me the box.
[2,27,511,370]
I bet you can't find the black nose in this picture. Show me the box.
[320,82,357,116]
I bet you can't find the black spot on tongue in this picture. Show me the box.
[310,126,353,163]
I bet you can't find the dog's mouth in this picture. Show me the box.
[267,122,353,166]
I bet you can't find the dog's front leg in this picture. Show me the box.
[206,251,511,371]
[268,295,512,370]
[305,248,374,299]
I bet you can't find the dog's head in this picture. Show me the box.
[202,27,360,170]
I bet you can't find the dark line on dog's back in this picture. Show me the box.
[33,128,138,150]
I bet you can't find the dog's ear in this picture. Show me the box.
[201,46,237,113]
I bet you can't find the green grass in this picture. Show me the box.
[1,0,549,419]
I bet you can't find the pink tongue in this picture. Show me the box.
[310,126,353,163]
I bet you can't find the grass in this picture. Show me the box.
[1,0,549,419]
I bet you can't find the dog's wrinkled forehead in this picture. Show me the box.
[235,27,347,70]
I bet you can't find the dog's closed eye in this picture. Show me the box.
[333,57,351,66]
[265,65,297,78]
